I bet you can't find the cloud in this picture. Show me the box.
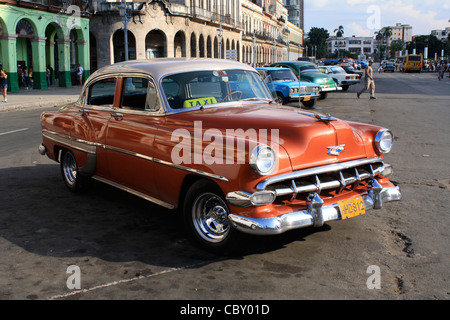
[304,0,450,36]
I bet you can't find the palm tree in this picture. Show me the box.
[382,27,393,58]
[375,31,384,61]
[334,26,344,58]
[334,25,345,38]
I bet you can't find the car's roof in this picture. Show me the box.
[256,67,290,70]
[273,61,314,66]
[90,58,256,80]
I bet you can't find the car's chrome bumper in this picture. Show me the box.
[227,185,401,236]
[321,86,341,92]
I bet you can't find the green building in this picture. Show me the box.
[0,0,90,92]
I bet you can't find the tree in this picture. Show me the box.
[407,35,444,60]
[334,26,344,58]
[374,31,384,61]
[381,27,392,58]
[305,27,330,59]
[334,25,344,38]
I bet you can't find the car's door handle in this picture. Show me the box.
[79,108,89,115]
[110,113,123,120]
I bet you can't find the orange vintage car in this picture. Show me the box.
[39,59,401,252]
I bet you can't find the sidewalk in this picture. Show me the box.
[0,85,82,113]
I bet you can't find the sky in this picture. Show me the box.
[304,0,450,37]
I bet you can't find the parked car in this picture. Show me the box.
[384,62,395,72]
[39,59,402,252]
[358,61,368,69]
[256,67,320,108]
[318,65,361,91]
[339,64,363,78]
[270,61,340,100]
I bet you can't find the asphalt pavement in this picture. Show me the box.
[0,68,449,302]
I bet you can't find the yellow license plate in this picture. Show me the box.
[303,96,311,101]
[323,85,329,88]
[338,197,366,220]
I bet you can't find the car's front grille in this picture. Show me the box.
[305,86,318,93]
[256,158,390,201]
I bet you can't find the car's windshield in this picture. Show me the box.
[161,69,273,110]
[267,69,297,81]
[300,65,319,72]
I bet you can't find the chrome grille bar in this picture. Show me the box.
[257,158,392,199]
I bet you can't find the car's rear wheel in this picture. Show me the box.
[183,180,239,253]
[60,149,90,193]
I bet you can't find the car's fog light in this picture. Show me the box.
[251,191,276,206]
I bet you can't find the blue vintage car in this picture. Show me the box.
[256,67,321,108]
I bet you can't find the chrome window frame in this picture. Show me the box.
[79,72,166,117]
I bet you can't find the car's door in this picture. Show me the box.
[71,76,119,178]
[104,75,165,200]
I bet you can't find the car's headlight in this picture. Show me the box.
[375,129,394,154]
[250,145,277,175]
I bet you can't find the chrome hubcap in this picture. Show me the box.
[62,152,77,186]
[192,193,230,243]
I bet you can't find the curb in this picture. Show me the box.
[0,98,77,113]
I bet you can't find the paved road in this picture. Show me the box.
[0,71,449,304]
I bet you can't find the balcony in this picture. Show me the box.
[11,0,89,13]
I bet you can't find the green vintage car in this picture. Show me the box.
[270,61,340,99]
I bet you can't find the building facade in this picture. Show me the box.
[90,0,303,70]
[241,0,302,66]
[0,0,90,92]
[384,23,412,44]
[283,0,303,30]
[327,36,375,58]
[431,27,450,42]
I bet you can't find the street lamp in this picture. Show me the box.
[217,24,223,59]
[119,0,132,61]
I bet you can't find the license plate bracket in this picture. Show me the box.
[338,196,366,220]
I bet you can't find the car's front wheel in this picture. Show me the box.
[319,92,328,100]
[60,149,90,193]
[302,99,317,108]
[183,180,239,253]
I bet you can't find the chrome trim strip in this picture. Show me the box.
[43,130,228,182]
[92,175,175,210]
[228,185,402,236]
[105,144,229,181]
[256,157,384,191]
[42,129,99,155]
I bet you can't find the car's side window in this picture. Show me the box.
[121,77,160,112]
[87,78,117,107]
[146,81,160,112]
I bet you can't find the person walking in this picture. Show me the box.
[357,60,376,100]
[76,64,84,85]
[437,62,444,80]
[0,67,7,103]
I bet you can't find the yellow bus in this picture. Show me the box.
[399,54,423,72]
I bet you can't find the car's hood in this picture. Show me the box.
[300,72,334,83]
[166,104,368,171]
[273,80,300,87]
